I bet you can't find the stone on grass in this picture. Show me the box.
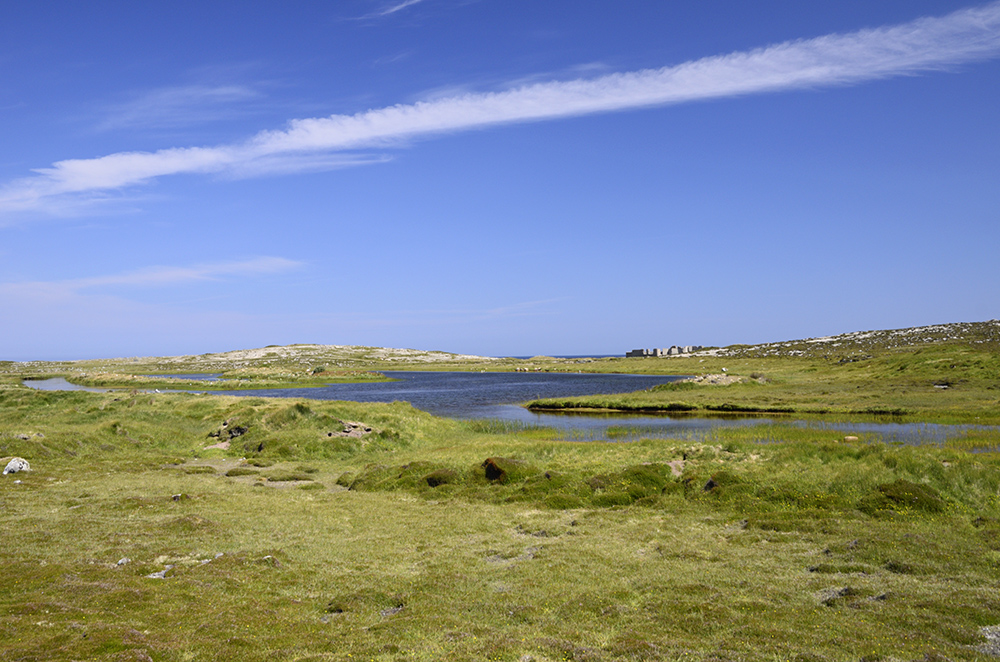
[326,420,373,438]
[146,565,175,579]
[3,457,30,475]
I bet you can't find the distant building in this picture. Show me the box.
[626,345,703,358]
[626,348,662,358]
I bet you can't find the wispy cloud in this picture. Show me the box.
[4,1,1000,216]
[376,0,425,17]
[96,84,263,131]
[0,257,303,298]
[352,0,426,20]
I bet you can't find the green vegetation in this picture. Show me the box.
[1,381,1000,660]
[39,367,389,391]
[527,328,1000,424]
[2,321,1000,659]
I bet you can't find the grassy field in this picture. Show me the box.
[2,321,1000,660]
[2,383,1000,661]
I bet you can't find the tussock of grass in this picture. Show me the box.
[225,466,259,477]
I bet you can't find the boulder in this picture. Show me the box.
[3,457,30,475]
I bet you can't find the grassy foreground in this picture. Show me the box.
[3,384,1000,661]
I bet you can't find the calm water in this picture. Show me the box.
[503,408,996,445]
[23,372,998,445]
[23,377,108,392]
[209,371,684,418]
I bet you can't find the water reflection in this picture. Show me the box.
[502,406,994,445]
[22,377,108,393]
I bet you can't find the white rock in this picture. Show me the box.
[3,457,30,475]
[146,565,174,579]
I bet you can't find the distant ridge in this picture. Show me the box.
[7,321,997,369]
[707,320,1000,360]
[70,345,496,372]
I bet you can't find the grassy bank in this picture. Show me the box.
[527,340,1000,424]
[65,367,390,391]
[3,386,1000,660]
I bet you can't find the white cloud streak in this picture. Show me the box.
[3,1,1000,216]
[377,0,425,16]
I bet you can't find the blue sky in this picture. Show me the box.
[2,1,999,360]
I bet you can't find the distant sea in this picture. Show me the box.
[511,355,620,359]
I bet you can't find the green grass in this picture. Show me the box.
[526,340,1000,424]
[3,385,1000,660]
[61,367,390,391]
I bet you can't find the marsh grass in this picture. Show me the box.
[462,418,555,437]
[3,386,1000,660]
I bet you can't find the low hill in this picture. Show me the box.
[707,319,1000,360]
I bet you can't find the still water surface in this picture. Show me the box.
[211,371,683,418]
